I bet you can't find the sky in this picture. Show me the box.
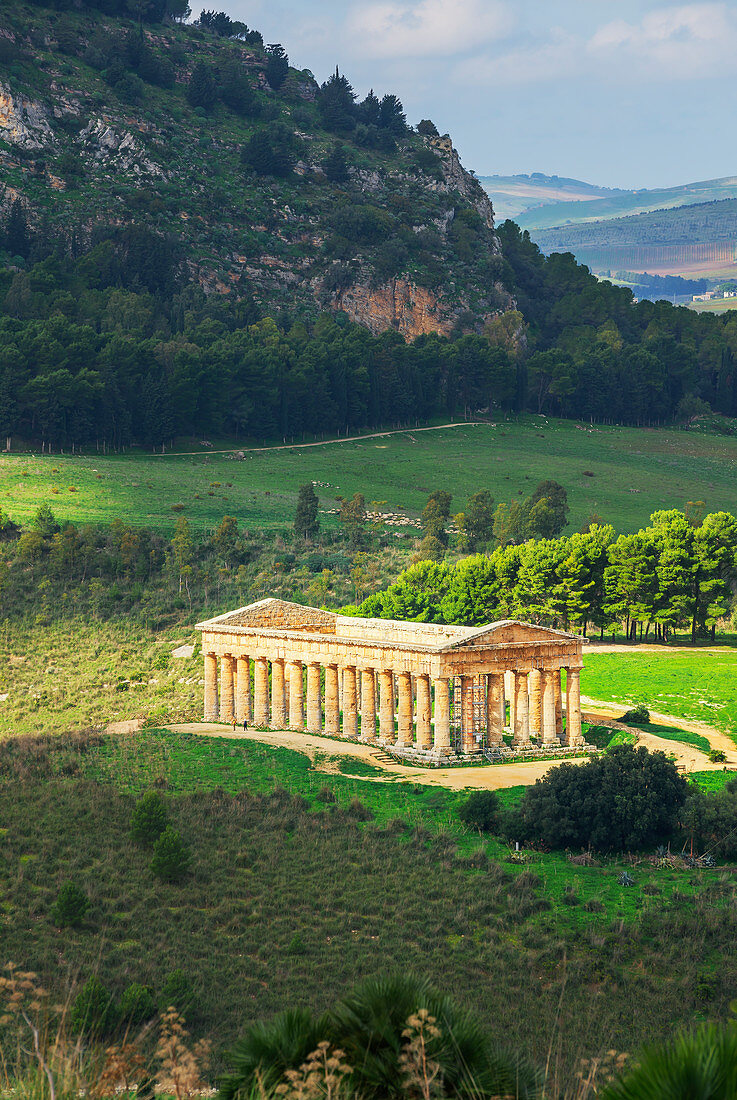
[215,0,736,191]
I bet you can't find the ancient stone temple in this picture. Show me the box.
[196,598,586,761]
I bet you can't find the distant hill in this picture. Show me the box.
[479,172,737,232]
[477,173,623,221]
[532,198,737,280]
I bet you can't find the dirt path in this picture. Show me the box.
[152,422,484,459]
[168,695,737,791]
[167,723,588,791]
[582,697,737,767]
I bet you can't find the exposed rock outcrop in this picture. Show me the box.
[427,133,498,237]
[335,279,456,339]
[0,82,55,148]
[78,118,165,178]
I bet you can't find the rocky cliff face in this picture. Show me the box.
[0,83,54,149]
[0,5,509,337]
[335,279,451,338]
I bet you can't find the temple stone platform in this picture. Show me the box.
[196,598,587,760]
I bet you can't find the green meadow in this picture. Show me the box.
[582,651,737,738]
[3,417,737,535]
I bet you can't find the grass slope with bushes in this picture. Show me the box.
[3,729,737,1094]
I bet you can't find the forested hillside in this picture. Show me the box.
[3,2,737,447]
[533,199,737,276]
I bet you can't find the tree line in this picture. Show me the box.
[344,508,737,642]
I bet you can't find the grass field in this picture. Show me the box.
[688,298,737,314]
[3,728,736,1092]
[583,652,737,738]
[3,417,737,535]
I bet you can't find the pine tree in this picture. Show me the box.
[186,61,217,109]
[264,43,289,90]
[5,200,30,258]
[294,483,319,540]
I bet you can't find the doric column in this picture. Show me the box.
[460,675,475,753]
[220,654,235,722]
[416,674,432,750]
[513,671,530,746]
[288,661,304,730]
[204,652,218,720]
[254,656,270,726]
[236,656,251,724]
[499,677,507,730]
[486,673,504,745]
[432,677,451,755]
[528,668,542,736]
[343,666,358,739]
[541,669,557,745]
[505,669,516,731]
[360,669,377,742]
[566,668,584,746]
[306,663,322,734]
[379,670,395,744]
[324,665,339,736]
[270,659,286,728]
[554,671,563,739]
[397,671,413,747]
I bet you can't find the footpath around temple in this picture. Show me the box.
[196,598,587,763]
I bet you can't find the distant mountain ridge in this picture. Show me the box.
[479,172,737,231]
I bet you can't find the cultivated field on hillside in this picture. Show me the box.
[3,418,737,536]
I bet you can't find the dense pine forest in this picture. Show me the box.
[2,221,737,449]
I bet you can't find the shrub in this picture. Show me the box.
[458,790,499,833]
[708,749,727,763]
[315,785,336,804]
[151,826,191,882]
[50,881,90,928]
[159,969,195,1019]
[602,1021,737,1099]
[131,790,168,845]
[120,982,156,1027]
[70,976,118,1037]
[346,797,374,821]
[506,744,689,852]
[620,703,650,725]
[220,975,539,1100]
[287,934,306,956]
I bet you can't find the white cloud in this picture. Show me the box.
[345,0,513,59]
[454,1,737,87]
[587,3,737,76]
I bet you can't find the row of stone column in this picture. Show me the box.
[203,654,583,752]
[503,667,583,748]
[204,654,458,752]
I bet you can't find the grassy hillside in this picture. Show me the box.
[480,175,737,232]
[477,173,622,222]
[4,418,737,537]
[3,728,737,1092]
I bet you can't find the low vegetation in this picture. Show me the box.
[3,730,737,1096]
